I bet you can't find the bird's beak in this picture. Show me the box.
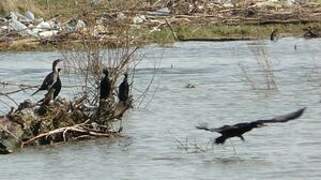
[56,60,64,72]
[257,124,267,128]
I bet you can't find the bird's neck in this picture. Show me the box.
[54,69,61,76]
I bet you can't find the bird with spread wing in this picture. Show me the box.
[196,107,306,144]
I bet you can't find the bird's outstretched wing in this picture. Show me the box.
[253,107,306,124]
[196,107,305,133]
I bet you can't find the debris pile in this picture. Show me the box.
[0,40,138,154]
[0,11,87,49]
[0,80,133,154]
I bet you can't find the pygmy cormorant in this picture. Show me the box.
[118,73,129,102]
[100,68,111,99]
[32,59,63,100]
[196,107,306,144]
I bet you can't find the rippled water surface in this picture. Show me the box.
[1,38,321,180]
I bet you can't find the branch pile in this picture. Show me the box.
[0,87,132,154]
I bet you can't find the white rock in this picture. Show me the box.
[117,12,126,20]
[150,26,161,32]
[38,30,59,39]
[9,12,18,21]
[36,21,51,30]
[25,11,35,21]
[75,20,86,31]
[9,18,32,37]
[133,15,146,24]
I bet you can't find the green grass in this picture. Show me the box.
[143,22,321,44]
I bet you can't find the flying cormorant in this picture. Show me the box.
[100,68,111,100]
[118,73,129,102]
[196,107,306,144]
[32,59,63,100]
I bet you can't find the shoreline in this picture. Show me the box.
[1,1,321,51]
[0,22,318,52]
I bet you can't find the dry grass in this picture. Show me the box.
[239,43,278,91]
[30,0,152,19]
[0,0,43,16]
[60,14,139,107]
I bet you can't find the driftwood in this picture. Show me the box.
[21,120,124,147]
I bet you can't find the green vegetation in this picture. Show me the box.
[143,22,321,44]
[1,0,321,51]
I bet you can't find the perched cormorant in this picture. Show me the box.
[118,73,129,102]
[100,68,111,99]
[303,26,320,39]
[270,29,279,41]
[0,143,11,154]
[32,59,63,100]
[196,108,306,144]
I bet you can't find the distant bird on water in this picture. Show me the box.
[196,107,306,144]
[118,73,129,102]
[270,29,279,41]
[100,68,111,100]
[32,59,63,100]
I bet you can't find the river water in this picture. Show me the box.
[0,38,321,179]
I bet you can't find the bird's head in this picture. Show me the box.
[124,73,128,79]
[103,68,109,76]
[53,59,63,72]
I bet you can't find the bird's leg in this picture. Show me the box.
[118,119,123,132]
[238,135,245,141]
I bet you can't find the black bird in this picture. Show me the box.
[196,108,306,144]
[270,29,279,41]
[0,143,11,154]
[118,73,129,102]
[32,59,63,99]
[100,68,111,100]
[303,26,320,39]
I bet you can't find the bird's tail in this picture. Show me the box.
[36,98,44,104]
[215,136,226,144]
[196,123,211,131]
[31,89,40,96]
[196,123,217,132]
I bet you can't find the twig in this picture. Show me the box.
[165,18,178,40]
[0,123,21,143]
[0,92,18,106]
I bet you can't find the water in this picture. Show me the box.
[1,38,321,179]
